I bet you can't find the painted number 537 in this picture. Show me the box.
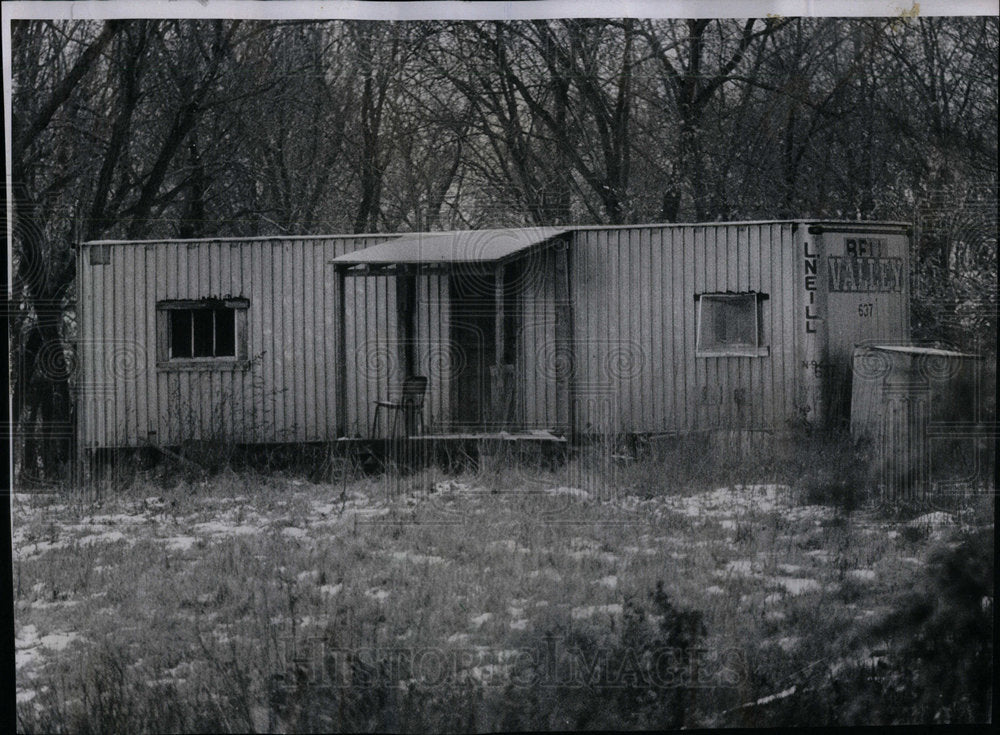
[858,303,874,317]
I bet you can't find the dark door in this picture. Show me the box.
[449,272,496,429]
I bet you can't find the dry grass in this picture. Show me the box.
[13,435,994,732]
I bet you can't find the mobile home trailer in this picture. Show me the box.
[76,220,911,451]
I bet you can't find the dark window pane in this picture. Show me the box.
[171,310,192,358]
[730,297,756,345]
[214,308,236,356]
[712,300,728,344]
[700,295,758,350]
[192,309,214,357]
[719,297,750,345]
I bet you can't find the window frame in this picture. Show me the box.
[695,292,770,358]
[156,298,249,370]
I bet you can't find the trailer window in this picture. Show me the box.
[696,293,769,357]
[157,299,248,367]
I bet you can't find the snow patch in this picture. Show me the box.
[11,537,46,563]
[194,521,260,537]
[723,559,758,576]
[389,551,447,565]
[666,484,792,518]
[311,502,338,517]
[771,577,821,595]
[16,625,40,651]
[846,569,877,582]
[78,530,128,546]
[775,636,800,653]
[594,575,619,590]
[164,536,199,551]
[16,625,81,671]
[83,513,148,525]
[909,512,954,526]
[469,612,493,628]
[488,539,531,554]
[566,549,618,564]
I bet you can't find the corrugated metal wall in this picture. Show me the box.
[413,274,450,432]
[569,223,803,434]
[78,236,398,448]
[79,222,910,447]
[516,246,562,430]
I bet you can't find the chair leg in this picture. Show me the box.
[372,405,381,440]
[391,407,399,439]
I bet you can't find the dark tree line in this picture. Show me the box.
[8,16,998,480]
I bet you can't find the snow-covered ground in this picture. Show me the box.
[11,474,983,723]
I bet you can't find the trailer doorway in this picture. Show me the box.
[330,227,569,437]
[449,263,521,430]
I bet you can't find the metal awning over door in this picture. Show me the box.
[330,227,568,273]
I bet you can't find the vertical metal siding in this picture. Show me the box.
[414,273,450,432]
[781,224,800,423]
[341,238,397,438]
[344,237,397,441]
[80,236,398,448]
[79,223,910,448]
[516,247,559,430]
[570,223,812,434]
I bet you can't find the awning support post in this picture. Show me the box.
[334,264,347,438]
[396,265,417,377]
[492,263,506,429]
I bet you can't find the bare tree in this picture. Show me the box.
[11,20,124,478]
[10,19,250,478]
[640,18,786,220]
[7,16,997,481]
[427,20,640,225]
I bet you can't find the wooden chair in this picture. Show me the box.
[371,376,428,438]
